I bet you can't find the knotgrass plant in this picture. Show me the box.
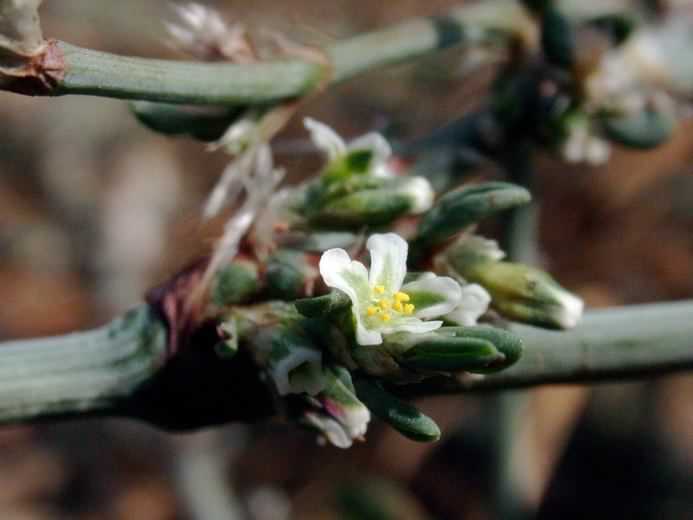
[0,0,692,451]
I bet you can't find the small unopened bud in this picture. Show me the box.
[414,182,531,249]
[355,379,440,442]
[265,250,307,300]
[304,367,371,449]
[446,245,583,329]
[304,175,434,228]
[211,260,260,306]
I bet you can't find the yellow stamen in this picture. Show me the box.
[381,313,391,322]
[393,301,404,312]
[378,298,392,310]
[374,285,385,294]
[367,306,378,316]
[404,304,415,315]
[394,291,410,302]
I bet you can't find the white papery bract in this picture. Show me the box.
[319,233,464,346]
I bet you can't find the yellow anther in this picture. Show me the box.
[367,306,378,316]
[393,301,404,313]
[378,298,392,310]
[374,285,385,294]
[404,304,415,315]
[381,313,391,322]
[394,291,410,302]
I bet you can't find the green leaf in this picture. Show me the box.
[601,109,675,150]
[541,7,575,69]
[355,379,440,442]
[130,101,241,141]
[398,335,502,371]
[414,182,530,249]
[295,291,351,318]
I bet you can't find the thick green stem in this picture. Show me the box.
[56,43,324,105]
[413,301,693,395]
[0,301,692,427]
[9,1,531,104]
[0,305,167,425]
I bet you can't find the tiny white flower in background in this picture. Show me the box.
[561,118,611,166]
[304,117,394,178]
[319,233,463,346]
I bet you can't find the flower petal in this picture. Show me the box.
[319,248,381,346]
[319,248,370,304]
[304,118,346,161]
[356,325,383,346]
[403,273,462,319]
[367,233,408,292]
[348,133,391,167]
[444,283,491,326]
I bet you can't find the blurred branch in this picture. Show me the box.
[6,1,530,104]
[1,301,692,428]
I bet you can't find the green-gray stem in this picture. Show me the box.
[416,300,693,395]
[5,1,531,104]
[0,305,167,425]
[50,2,531,105]
[1,301,692,427]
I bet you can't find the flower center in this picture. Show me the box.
[366,285,415,322]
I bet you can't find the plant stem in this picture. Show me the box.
[0,301,692,427]
[0,305,167,425]
[10,1,532,104]
[411,300,693,395]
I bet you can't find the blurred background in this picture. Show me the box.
[2,0,693,518]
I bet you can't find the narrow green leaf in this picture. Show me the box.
[355,379,440,442]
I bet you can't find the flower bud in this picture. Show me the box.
[445,243,583,329]
[355,379,440,442]
[304,367,371,449]
[304,175,435,228]
[211,259,260,306]
[414,182,531,249]
[265,250,307,300]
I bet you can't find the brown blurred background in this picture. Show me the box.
[2,1,693,519]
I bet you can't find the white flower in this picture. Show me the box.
[304,117,393,178]
[319,233,463,346]
[444,283,491,326]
